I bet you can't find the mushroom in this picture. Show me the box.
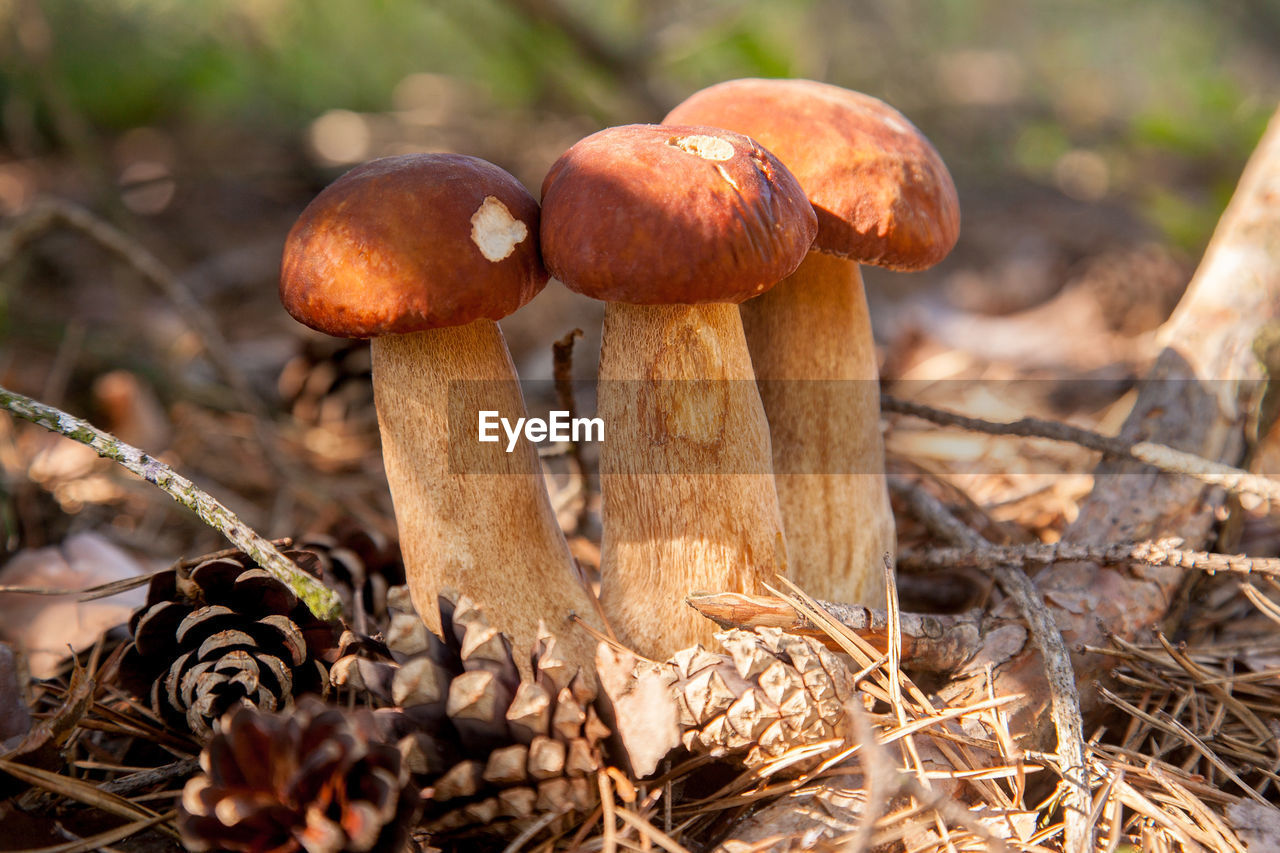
[539,124,817,657]
[281,153,604,676]
[665,79,961,606]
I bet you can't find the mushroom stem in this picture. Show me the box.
[597,302,787,657]
[739,251,892,605]
[370,320,602,676]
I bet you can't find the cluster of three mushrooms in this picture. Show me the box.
[280,78,959,671]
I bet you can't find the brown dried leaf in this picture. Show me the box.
[3,653,94,761]
[0,533,151,677]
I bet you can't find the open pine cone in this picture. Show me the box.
[118,549,341,739]
[333,592,608,840]
[295,522,406,639]
[179,697,419,853]
[669,627,855,767]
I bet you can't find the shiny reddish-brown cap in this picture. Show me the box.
[281,153,547,338]
[665,79,959,270]
[540,124,817,305]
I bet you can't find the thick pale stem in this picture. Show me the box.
[597,302,787,657]
[739,251,892,606]
[371,321,603,678]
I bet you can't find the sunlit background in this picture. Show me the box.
[9,1,1274,228]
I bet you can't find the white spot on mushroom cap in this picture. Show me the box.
[470,196,528,262]
[671,134,735,161]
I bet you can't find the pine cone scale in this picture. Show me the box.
[334,592,608,842]
[669,628,856,766]
[482,744,530,786]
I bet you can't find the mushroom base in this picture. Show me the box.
[597,302,787,658]
[739,252,893,607]
[371,321,604,680]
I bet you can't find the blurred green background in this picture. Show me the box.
[4,0,1276,247]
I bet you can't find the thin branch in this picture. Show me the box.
[686,591,983,673]
[899,538,1280,579]
[883,394,1280,506]
[890,476,1093,852]
[96,758,199,798]
[0,384,341,620]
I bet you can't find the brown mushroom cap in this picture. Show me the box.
[281,153,547,338]
[664,78,960,270]
[540,124,817,305]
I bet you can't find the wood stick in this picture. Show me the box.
[898,538,1280,579]
[883,395,1280,506]
[930,101,1280,829]
[686,591,983,673]
[0,384,341,619]
[891,477,1093,851]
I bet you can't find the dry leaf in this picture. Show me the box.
[2,653,94,762]
[0,532,151,677]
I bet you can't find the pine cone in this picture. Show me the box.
[295,522,406,639]
[333,592,608,840]
[278,339,375,430]
[119,549,340,740]
[668,628,854,767]
[178,697,419,853]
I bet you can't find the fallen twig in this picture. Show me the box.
[0,384,341,620]
[891,477,1093,852]
[686,590,983,672]
[0,757,179,839]
[899,538,1280,579]
[883,394,1280,506]
[923,106,1280,834]
[96,758,200,798]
